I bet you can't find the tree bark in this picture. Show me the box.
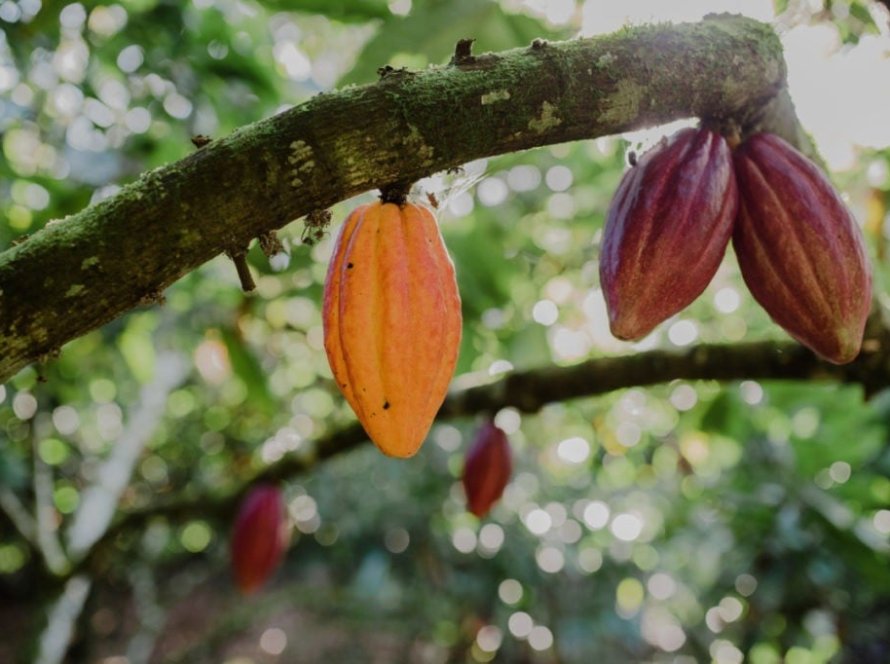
[0,15,790,381]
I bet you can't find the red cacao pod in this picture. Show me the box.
[600,127,738,340]
[230,484,289,595]
[323,201,462,458]
[732,133,872,364]
[462,421,512,518]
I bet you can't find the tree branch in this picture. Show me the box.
[63,324,890,584]
[0,15,790,381]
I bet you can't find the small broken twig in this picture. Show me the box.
[226,249,256,292]
[258,231,285,257]
[451,38,476,65]
[302,209,333,246]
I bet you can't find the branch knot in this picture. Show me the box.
[450,38,476,66]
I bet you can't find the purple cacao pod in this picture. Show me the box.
[600,127,739,340]
[462,421,512,518]
[230,484,289,595]
[733,133,872,364]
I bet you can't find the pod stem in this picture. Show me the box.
[701,117,742,149]
[226,248,256,293]
[380,182,412,206]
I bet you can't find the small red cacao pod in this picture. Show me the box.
[323,201,462,458]
[600,127,739,340]
[732,133,872,364]
[462,421,512,518]
[230,484,289,595]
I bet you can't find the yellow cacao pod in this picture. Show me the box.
[323,201,462,458]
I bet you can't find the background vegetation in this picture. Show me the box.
[1,1,889,662]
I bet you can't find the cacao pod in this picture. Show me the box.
[230,484,289,595]
[323,201,462,458]
[732,133,872,364]
[600,127,738,340]
[462,421,512,518]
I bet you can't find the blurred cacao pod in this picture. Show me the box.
[323,201,462,458]
[733,133,872,364]
[600,127,738,340]
[462,421,512,518]
[230,484,289,595]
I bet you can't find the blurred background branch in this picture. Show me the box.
[0,488,38,547]
[32,438,70,576]
[60,329,888,585]
[65,351,187,561]
[34,575,92,664]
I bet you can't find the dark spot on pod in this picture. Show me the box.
[383,401,390,410]
[347,263,354,269]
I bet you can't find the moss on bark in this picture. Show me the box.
[0,16,790,381]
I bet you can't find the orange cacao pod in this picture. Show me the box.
[733,133,872,364]
[323,201,462,458]
[462,421,512,518]
[230,484,289,595]
[600,127,738,340]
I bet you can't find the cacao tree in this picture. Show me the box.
[1,1,889,662]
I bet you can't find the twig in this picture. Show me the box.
[450,38,476,65]
[258,230,284,257]
[301,209,332,246]
[226,249,256,293]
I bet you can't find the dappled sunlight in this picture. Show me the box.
[785,24,890,169]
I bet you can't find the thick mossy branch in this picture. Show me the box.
[0,15,789,381]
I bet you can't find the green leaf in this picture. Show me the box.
[508,323,551,370]
[118,317,157,385]
[219,328,276,417]
[849,0,881,35]
[445,222,513,319]
[698,390,749,440]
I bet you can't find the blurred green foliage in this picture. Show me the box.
[1,0,890,662]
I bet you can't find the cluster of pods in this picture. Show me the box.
[601,128,872,364]
[229,126,873,594]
